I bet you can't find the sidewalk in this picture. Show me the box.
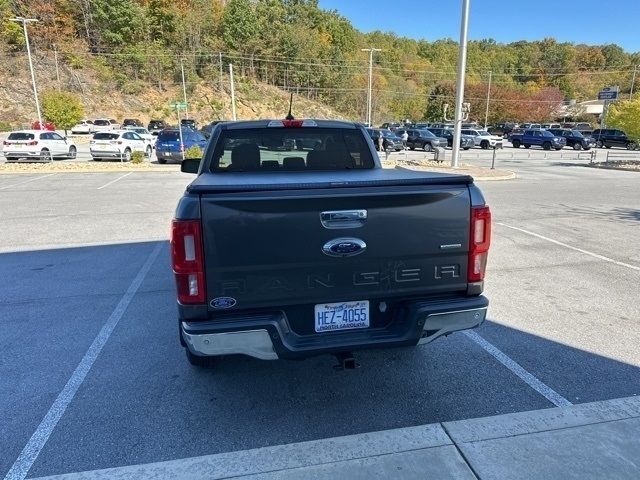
[33,396,640,480]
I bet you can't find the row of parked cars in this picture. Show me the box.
[372,122,504,152]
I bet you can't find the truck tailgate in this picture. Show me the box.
[198,171,472,312]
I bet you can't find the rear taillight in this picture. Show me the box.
[171,220,206,304]
[468,206,491,282]
[3,141,10,146]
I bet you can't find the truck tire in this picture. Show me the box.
[146,145,153,157]
[542,142,552,150]
[186,349,216,368]
[423,142,432,152]
[480,140,489,149]
[123,148,132,161]
[512,140,521,148]
[573,143,582,150]
[67,146,77,159]
[40,148,51,161]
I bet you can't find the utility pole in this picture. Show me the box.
[451,0,471,168]
[180,58,188,119]
[52,43,60,89]
[361,48,382,127]
[229,63,237,121]
[630,66,637,99]
[12,17,42,128]
[219,52,224,92]
[484,70,492,130]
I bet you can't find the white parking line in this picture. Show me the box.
[0,173,57,190]
[96,172,133,190]
[463,331,573,407]
[3,242,163,480]
[497,222,640,272]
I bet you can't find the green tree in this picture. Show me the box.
[424,83,455,121]
[41,91,84,133]
[607,98,640,140]
[222,0,259,52]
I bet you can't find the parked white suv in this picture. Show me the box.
[92,119,113,132]
[71,120,95,134]
[124,126,156,148]
[2,130,77,161]
[90,130,152,161]
[461,129,504,149]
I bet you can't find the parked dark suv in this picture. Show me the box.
[590,129,633,149]
[147,119,167,135]
[366,128,403,151]
[427,127,474,150]
[547,129,594,151]
[396,129,447,152]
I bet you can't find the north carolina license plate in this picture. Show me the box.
[314,300,369,333]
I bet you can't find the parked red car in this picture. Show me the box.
[31,120,56,131]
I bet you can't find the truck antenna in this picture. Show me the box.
[285,93,294,120]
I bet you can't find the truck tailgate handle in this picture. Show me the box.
[320,210,367,229]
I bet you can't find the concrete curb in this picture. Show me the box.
[29,396,640,480]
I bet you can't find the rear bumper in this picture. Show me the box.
[181,296,488,360]
[157,152,183,161]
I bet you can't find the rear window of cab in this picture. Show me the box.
[209,128,375,172]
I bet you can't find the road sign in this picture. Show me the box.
[598,86,619,101]
[169,101,187,109]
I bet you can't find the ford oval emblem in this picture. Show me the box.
[322,238,367,257]
[210,297,237,309]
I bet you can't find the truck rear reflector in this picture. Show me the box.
[468,206,491,282]
[171,220,206,304]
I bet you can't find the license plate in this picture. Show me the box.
[164,152,171,157]
[314,300,369,333]
[99,145,107,150]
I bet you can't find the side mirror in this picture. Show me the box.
[181,158,200,174]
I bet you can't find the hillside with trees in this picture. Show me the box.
[1,0,639,126]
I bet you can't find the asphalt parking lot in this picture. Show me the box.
[1,155,639,479]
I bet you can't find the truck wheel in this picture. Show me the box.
[40,148,51,161]
[123,148,132,161]
[524,144,531,149]
[512,140,520,148]
[480,140,489,149]
[67,146,77,159]
[573,143,582,151]
[423,143,432,152]
[145,145,152,157]
[626,143,635,150]
[542,142,552,150]
[186,349,216,368]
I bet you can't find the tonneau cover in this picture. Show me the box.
[187,168,473,194]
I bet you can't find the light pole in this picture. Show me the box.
[229,63,237,121]
[361,48,381,127]
[12,17,42,128]
[180,58,189,119]
[630,66,637,99]
[483,70,492,130]
[451,0,471,168]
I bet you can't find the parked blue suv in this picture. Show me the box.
[156,128,208,164]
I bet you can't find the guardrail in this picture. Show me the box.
[604,150,640,163]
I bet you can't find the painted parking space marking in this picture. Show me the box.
[3,242,163,480]
[497,222,640,272]
[0,174,57,191]
[96,172,133,190]
[463,331,573,408]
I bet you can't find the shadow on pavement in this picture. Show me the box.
[0,240,638,478]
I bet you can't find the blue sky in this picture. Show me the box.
[318,0,640,53]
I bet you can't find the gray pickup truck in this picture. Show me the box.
[172,119,491,368]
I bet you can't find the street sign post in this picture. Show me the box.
[597,86,619,101]
[597,87,619,129]
[169,101,188,162]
